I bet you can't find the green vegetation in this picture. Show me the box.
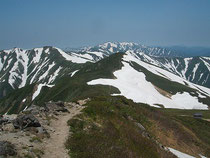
[131,61,210,106]
[0,84,35,114]
[65,96,175,158]
[34,53,123,104]
[131,61,196,95]
[160,108,210,156]
[66,96,210,158]
[29,136,43,143]
[160,108,210,119]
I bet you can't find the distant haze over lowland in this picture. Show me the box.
[1,0,210,50]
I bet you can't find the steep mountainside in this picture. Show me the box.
[1,45,210,158]
[87,52,210,109]
[69,42,210,88]
[0,47,92,99]
[0,44,210,114]
[156,56,210,88]
[129,52,210,88]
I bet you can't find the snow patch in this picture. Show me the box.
[71,70,79,77]
[88,61,208,109]
[38,62,55,81]
[48,66,62,83]
[123,51,210,96]
[87,51,105,58]
[55,47,89,63]
[32,84,54,101]
[191,63,199,81]
[33,48,43,63]
[199,154,207,158]
[22,98,26,102]
[168,147,195,158]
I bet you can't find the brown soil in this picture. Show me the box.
[42,105,84,158]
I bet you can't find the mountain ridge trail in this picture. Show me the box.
[42,105,84,158]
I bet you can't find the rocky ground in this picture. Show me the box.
[0,99,88,158]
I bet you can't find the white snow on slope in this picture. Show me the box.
[71,52,94,61]
[33,48,43,63]
[7,49,29,88]
[88,62,208,109]
[191,63,199,81]
[29,58,50,84]
[45,48,50,54]
[3,49,12,54]
[32,84,54,101]
[168,148,195,158]
[39,62,55,81]
[0,60,3,71]
[201,58,210,72]
[87,51,105,58]
[22,98,26,102]
[199,154,207,158]
[55,47,89,63]
[3,58,13,71]
[48,66,62,83]
[202,57,210,60]
[19,50,29,88]
[71,70,79,77]
[8,50,20,88]
[124,51,210,96]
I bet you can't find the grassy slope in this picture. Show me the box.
[34,53,123,104]
[1,52,210,157]
[66,96,210,158]
[0,84,35,114]
[66,96,176,158]
[160,108,210,156]
[0,53,123,114]
[2,52,209,113]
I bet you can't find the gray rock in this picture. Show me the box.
[45,101,69,113]
[0,119,8,125]
[135,122,146,131]
[24,104,46,115]
[0,141,16,157]
[36,127,47,134]
[1,123,15,132]
[13,114,41,130]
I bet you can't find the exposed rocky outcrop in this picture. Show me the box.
[13,114,41,130]
[0,100,87,158]
[0,141,16,157]
[45,101,69,113]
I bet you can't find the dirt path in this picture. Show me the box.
[42,106,84,158]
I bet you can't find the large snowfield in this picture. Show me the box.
[88,53,209,109]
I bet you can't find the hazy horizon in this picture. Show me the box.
[1,0,210,50]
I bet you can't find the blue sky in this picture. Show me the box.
[0,0,210,49]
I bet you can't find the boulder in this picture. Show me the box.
[13,114,41,130]
[0,118,8,125]
[45,101,69,113]
[3,114,17,122]
[1,123,15,132]
[0,141,16,157]
[24,104,46,115]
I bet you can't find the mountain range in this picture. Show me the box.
[1,42,210,158]
[0,42,210,114]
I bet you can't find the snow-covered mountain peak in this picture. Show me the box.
[80,42,179,58]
